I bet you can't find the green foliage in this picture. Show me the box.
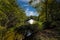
[29,0,60,40]
[0,0,27,40]
[0,0,60,40]
[0,0,27,28]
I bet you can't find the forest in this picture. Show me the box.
[0,0,60,40]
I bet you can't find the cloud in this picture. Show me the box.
[25,8,34,16]
[31,0,41,5]
[25,8,39,16]
[29,11,34,16]
[17,0,39,16]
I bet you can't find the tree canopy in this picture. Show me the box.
[0,0,60,40]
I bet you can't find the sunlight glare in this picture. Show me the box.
[28,19,34,24]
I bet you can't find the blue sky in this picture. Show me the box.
[16,0,60,16]
[16,0,39,16]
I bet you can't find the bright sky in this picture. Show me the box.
[16,0,39,16]
[16,0,60,16]
[28,19,34,24]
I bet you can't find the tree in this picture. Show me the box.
[0,0,27,40]
[0,0,27,29]
[28,0,60,40]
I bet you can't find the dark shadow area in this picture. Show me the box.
[15,24,40,40]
